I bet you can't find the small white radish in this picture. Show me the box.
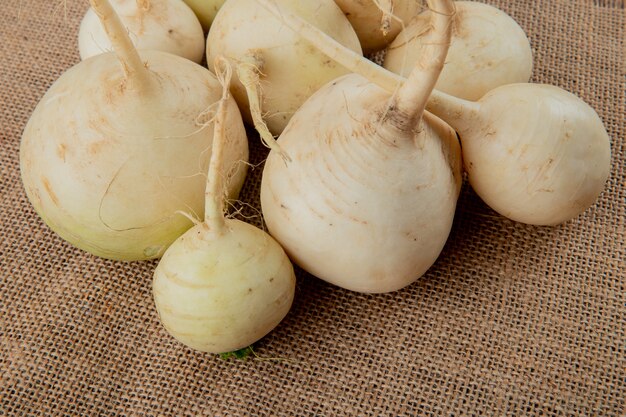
[206,0,362,140]
[334,0,421,53]
[182,0,225,31]
[79,0,205,63]
[153,60,295,354]
[384,1,533,101]
[255,2,611,226]
[20,0,248,261]
[260,0,461,293]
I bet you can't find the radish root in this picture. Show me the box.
[204,57,234,233]
[237,54,291,162]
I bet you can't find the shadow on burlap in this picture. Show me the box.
[0,0,624,415]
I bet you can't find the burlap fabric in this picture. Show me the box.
[1,0,624,415]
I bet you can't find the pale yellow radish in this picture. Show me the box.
[20,0,248,261]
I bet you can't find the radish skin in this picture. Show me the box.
[334,0,421,53]
[384,1,533,101]
[79,0,205,63]
[255,2,611,226]
[20,0,248,260]
[260,0,461,293]
[153,61,295,353]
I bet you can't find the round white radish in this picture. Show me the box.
[206,0,362,137]
[384,1,533,101]
[260,0,461,293]
[79,0,205,64]
[153,218,296,353]
[426,86,611,225]
[20,0,248,261]
[334,0,421,53]
[182,0,226,31]
[153,64,295,353]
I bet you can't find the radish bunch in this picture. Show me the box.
[255,0,611,228]
[19,0,612,354]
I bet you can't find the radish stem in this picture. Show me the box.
[427,90,481,134]
[204,58,232,234]
[392,0,454,124]
[89,0,152,91]
[375,0,394,34]
[236,54,290,161]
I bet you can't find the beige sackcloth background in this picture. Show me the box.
[1,0,624,415]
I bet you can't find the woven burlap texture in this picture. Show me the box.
[1,0,624,416]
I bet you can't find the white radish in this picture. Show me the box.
[153,60,295,354]
[20,0,248,261]
[182,0,226,31]
[384,1,533,101]
[255,2,611,226]
[334,0,422,53]
[260,0,461,293]
[426,87,611,225]
[206,0,362,140]
[79,0,205,64]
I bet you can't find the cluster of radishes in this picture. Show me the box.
[20,0,611,354]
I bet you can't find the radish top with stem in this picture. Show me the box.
[255,2,611,226]
[153,59,296,354]
[79,0,205,64]
[260,0,462,293]
[384,1,533,101]
[20,0,248,261]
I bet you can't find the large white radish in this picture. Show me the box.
[153,61,295,354]
[384,1,533,101]
[254,1,611,226]
[260,0,461,293]
[79,0,205,63]
[334,0,422,53]
[206,0,362,141]
[20,0,248,261]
